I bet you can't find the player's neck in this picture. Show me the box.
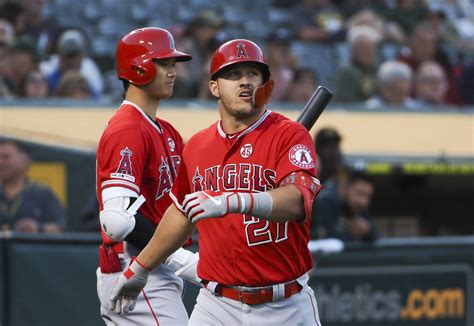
[219,106,265,134]
[125,89,160,120]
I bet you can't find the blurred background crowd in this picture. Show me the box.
[0,0,473,107]
[0,0,473,243]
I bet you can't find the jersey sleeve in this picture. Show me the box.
[275,126,318,184]
[275,126,318,221]
[169,157,191,213]
[97,128,146,197]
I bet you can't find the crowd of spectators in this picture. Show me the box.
[0,0,472,107]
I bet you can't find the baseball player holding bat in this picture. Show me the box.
[109,39,325,325]
[96,27,200,325]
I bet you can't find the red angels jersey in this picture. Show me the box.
[171,110,317,286]
[96,101,184,229]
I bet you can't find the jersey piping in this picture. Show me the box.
[216,109,272,139]
[122,100,162,134]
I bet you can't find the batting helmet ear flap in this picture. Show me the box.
[253,79,274,108]
[129,60,157,85]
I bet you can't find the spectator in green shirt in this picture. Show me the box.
[333,25,380,103]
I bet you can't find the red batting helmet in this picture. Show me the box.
[210,39,273,107]
[210,39,270,81]
[116,27,191,85]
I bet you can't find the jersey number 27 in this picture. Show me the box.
[243,215,288,247]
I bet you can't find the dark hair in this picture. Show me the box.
[0,2,25,26]
[348,169,373,185]
[314,127,341,148]
[0,137,32,156]
[122,80,130,92]
[18,69,48,98]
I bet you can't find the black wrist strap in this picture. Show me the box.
[125,212,156,250]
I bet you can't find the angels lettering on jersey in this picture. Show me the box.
[156,155,181,200]
[192,163,276,193]
[110,146,181,200]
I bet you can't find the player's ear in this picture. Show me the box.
[209,80,220,99]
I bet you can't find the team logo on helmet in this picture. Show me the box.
[236,42,249,59]
[168,138,176,152]
[240,143,253,158]
[288,144,315,169]
[115,147,133,175]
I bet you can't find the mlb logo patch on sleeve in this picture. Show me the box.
[288,144,315,169]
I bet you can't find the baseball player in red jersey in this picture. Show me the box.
[96,27,200,325]
[108,39,322,325]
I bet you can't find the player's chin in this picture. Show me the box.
[234,106,258,119]
[157,89,173,99]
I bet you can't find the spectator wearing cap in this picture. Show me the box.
[314,127,345,185]
[175,10,224,99]
[40,29,103,98]
[311,169,378,242]
[0,138,65,233]
[286,67,318,103]
[413,61,448,108]
[2,36,39,95]
[333,25,380,103]
[264,29,297,101]
[365,60,417,109]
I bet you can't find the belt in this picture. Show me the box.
[202,280,302,305]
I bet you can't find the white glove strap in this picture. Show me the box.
[228,192,273,218]
[165,248,201,285]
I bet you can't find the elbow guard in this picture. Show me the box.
[100,195,146,242]
[279,171,321,220]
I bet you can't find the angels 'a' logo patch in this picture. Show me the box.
[288,144,315,169]
[116,147,133,175]
[240,143,253,158]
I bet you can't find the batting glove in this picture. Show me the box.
[108,257,150,314]
[182,191,239,223]
[183,190,274,223]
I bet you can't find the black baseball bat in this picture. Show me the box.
[296,86,332,131]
